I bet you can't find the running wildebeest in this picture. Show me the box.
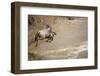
[32,25,56,47]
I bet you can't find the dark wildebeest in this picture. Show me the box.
[33,25,56,47]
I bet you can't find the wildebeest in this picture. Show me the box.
[32,25,56,47]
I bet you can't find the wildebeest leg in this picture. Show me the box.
[35,40,38,47]
[49,37,53,42]
[46,37,53,42]
[45,37,51,42]
[51,37,53,41]
[35,36,39,47]
[34,32,40,47]
[45,38,49,42]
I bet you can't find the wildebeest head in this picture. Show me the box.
[46,24,51,28]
